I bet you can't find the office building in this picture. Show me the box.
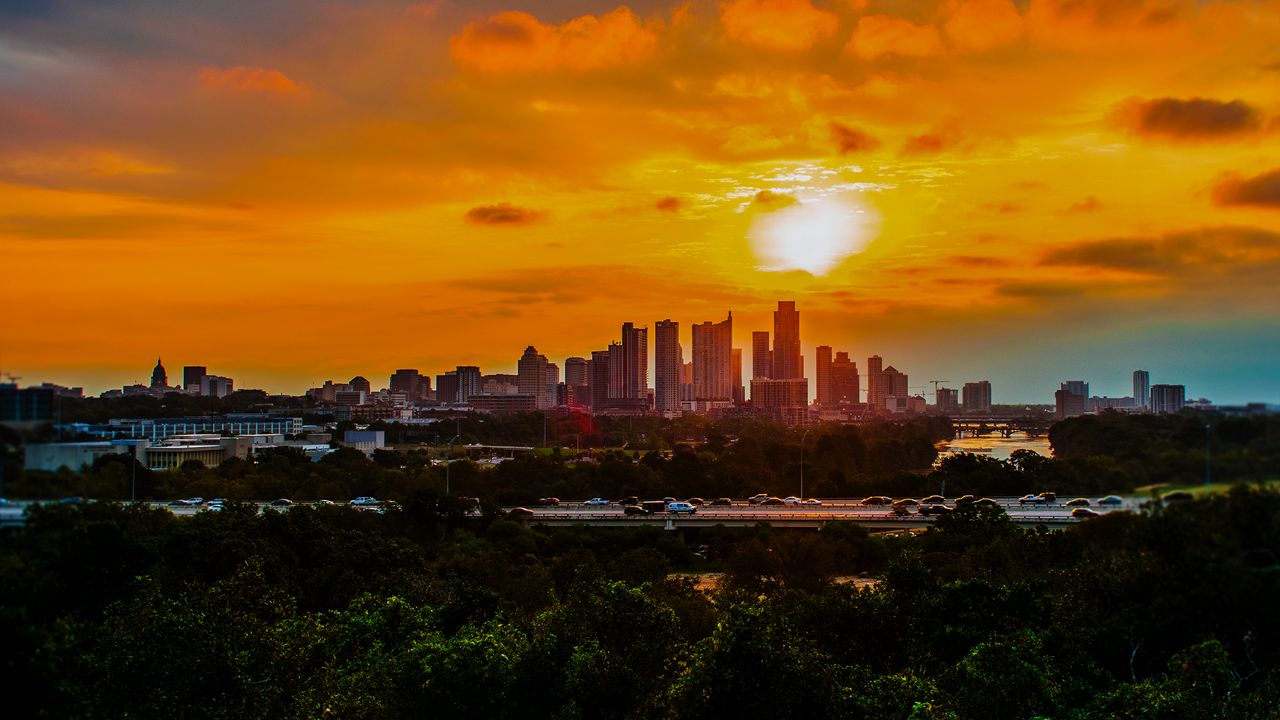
[752,331,771,379]
[456,366,482,403]
[732,348,745,404]
[1134,370,1151,412]
[349,376,371,394]
[692,312,733,401]
[543,362,560,406]
[654,320,681,412]
[867,355,884,408]
[436,371,459,405]
[772,302,802,380]
[961,381,992,414]
[750,378,809,424]
[517,346,556,409]
[815,346,832,406]
[830,352,859,405]
[183,366,206,393]
[590,349,611,412]
[1150,384,1186,414]
[936,388,959,413]
[200,375,234,398]
[1056,381,1089,419]
[389,369,425,400]
[620,322,648,401]
[883,366,908,411]
[564,357,588,387]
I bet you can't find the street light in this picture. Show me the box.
[799,426,812,500]
[444,434,460,496]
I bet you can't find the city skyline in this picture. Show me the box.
[3,0,1279,404]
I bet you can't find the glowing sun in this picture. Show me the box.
[748,196,880,275]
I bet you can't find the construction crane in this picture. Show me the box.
[929,380,950,393]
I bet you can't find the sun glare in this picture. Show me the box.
[748,195,880,275]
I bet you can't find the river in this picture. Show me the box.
[936,433,1053,463]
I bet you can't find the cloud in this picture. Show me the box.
[751,189,797,208]
[720,0,838,52]
[1041,226,1280,274]
[1113,97,1263,141]
[846,15,943,60]
[1212,169,1280,209]
[1064,196,1102,214]
[198,66,304,95]
[829,122,881,154]
[901,128,961,155]
[450,7,658,72]
[944,0,1025,53]
[463,202,546,225]
[655,196,681,212]
[980,200,1022,214]
[995,281,1085,299]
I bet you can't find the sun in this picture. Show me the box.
[748,195,880,275]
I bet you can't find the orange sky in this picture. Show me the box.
[3,0,1280,402]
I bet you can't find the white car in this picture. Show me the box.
[350,496,381,506]
[583,497,610,506]
[667,501,697,514]
[783,496,801,506]
[801,498,822,506]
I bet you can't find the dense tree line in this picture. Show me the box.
[2,487,1278,718]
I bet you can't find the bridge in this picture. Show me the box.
[950,417,1053,438]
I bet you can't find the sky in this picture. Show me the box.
[2,0,1279,403]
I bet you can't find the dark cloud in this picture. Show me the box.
[1212,168,1280,209]
[1114,97,1263,140]
[900,131,953,155]
[463,202,545,225]
[1041,226,1280,274]
[995,282,1085,299]
[752,190,796,208]
[655,196,681,212]
[829,122,880,154]
[1064,196,1102,214]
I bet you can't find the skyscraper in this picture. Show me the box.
[1150,384,1186,414]
[692,312,733,401]
[830,352,859,405]
[564,357,588,387]
[815,345,833,406]
[883,366,908,411]
[456,366,482,403]
[590,349,611,412]
[654,320,681,412]
[772,301,802,380]
[620,322,648,401]
[1133,370,1150,411]
[961,381,992,414]
[518,346,554,409]
[183,366,206,392]
[867,355,884,408]
[1056,381,1089,419]
[349,376,371,394]
[751,331,771,379]
[936,388,959,413]
[389,369,423,399]
[731,348,744,403]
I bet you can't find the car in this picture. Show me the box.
[314,499,336,506]
[783,496,801,506]
[921,495,946,504]
[860,496,893,506]
[974,497,1001,508]
[209,497,227,504]
[57,496,86,504]
[667,501,697,514]
[747,493,770,505]
[623,504,651,515]
[1065,498,1090,507]
[583,497,610,506]
[761,497,786,506]
[1036,492,1057,503]
[1098,495,1124,506]
[1018,494,1045,505]
[686,497,705,506]
[201,503,222,512]
[894,498,919,507]
[918,504,952,516]
[662,496,677,504]
[1162,491,1194,503]
[1072,508,1101,518]
[710,498,733,506]
[539,497,561,506]
[801,498,822,506]
[350,496,380,506]
[618,496,639,506]
[509,507,535,517]
[382,500,402,511]
[170,498,203,507]
[954,494,977,505]
[270,498,294,507]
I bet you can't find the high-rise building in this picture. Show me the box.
[456,366,482,403]
[1133,370,1150,411]
[866,355,884,408]
[655,320,681,412]
[961,381,992,414]
[201,375,234,398]
[680,359,694,402]
[830,352,859,405]
[750,378,809,424]
[731,348,745,403]
[751,331,771,379]
[620,322,648,401]
[518,346,555,409]
[772,302,802,380]
[1150,384,1186,414]
[543,362,560,407]
[150,358,168,389]
[183,366,206,393]
[936,388,959,413]
[590,349,611,412]
[436,371,458,404]
[883,366,908,410]
[564,357,588,387]
[815,345,833,406]
[692,312,733,401]
[349,376,371,394]
[389,369,423,399]
[1056,381,1089,419]
[608,342,625,399]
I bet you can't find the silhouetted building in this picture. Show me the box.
[183,366,206,392]
[815,345,832,406]
[201,375,234,398]
[752,331,771,379]
[883,366,908,412]
[1150,384,1186,414]
[470,394,538,413]
[620,322,648,402]
[389,369,425,400]
[1134,370,1150,412]
[830,352,859,405]
[517,346,556,409]
[772,302,802,380]
[655,320,681,413]
[1,383,55,425]
[349,376,371,394]
[456,366,482,403]
[867,355,884,408]
[732,348,745,404]
[436,371,459,405]
[750,378,808,424]
[150,358,168,389]
[590,349,611,412]
[692,312,733,401]
[962,381,992,414]
[564,357,587,387]
[1056,381,1089,419]
[936,388,959,413]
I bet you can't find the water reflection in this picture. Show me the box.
[937,433,1053,463]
